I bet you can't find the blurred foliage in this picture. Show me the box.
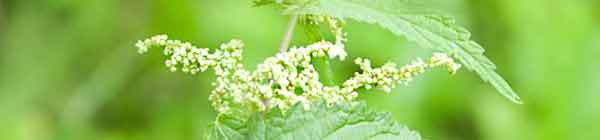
[0,0,598,140]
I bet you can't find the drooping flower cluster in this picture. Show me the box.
[341,53,461,95]
[135,35,243,75]
[135,34,461,116]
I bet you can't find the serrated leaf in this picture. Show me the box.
[299,0,522,104]
[209,101,422,140]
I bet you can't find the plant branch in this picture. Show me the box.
[278,14,299,53]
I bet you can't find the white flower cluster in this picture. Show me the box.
[135,35,167,54]
[341,53,462,95]
[135,35,460,116]
[135,35,243,75]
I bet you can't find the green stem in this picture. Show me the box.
[278,14,299,53]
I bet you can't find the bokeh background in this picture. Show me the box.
[1,0,599,140]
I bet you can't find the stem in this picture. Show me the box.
[278,14,299,53]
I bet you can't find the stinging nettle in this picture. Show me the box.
[134,1,521,139]
[135,32,461,116]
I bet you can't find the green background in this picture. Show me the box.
[1,0,599,140]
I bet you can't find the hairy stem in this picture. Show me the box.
[278,14,299,53]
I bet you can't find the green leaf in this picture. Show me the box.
[300,0,522,104]
[208,101,422,140]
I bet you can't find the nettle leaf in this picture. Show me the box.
[300,0,522,104]
[208,101,422,140]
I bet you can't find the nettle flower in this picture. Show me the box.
[135,34,460,116]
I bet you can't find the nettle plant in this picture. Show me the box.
[135,0,521,139]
